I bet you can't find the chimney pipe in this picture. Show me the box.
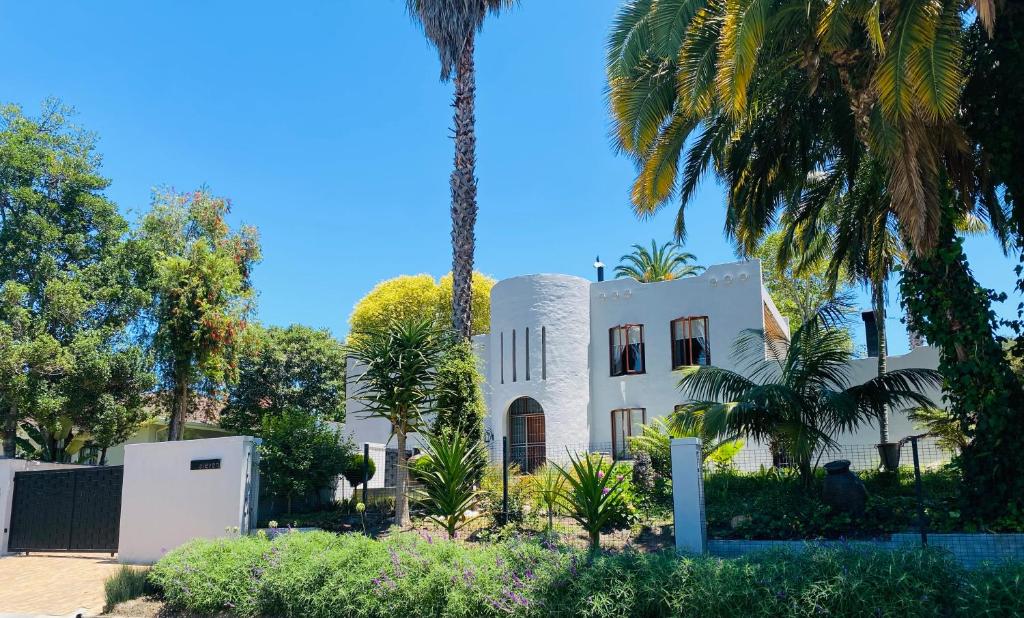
[593,256,605,282]
[861,310,879,357]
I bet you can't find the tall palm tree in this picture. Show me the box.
[405,0,515,341]
[672,302,940,487]
[779,158,987,460]
[346,317,446,527]
[606,0,1001,253]
[606,0,1022,512]
[615,240,704,282]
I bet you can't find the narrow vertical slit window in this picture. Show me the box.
[541,327,547,380]
[525,327,531,381]
[500,332,504,384]
[512,329,517,382]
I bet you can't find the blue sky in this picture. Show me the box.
[2,0,1018,354]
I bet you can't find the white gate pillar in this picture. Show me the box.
[671,437,707,554]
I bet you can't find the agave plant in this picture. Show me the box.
[531,464,565,533]
[414,430,487,539]
[554,452,628,550]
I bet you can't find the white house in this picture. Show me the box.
[345,259,943,472]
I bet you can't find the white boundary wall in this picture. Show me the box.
[118,436,260,564]
[0,459,81,554]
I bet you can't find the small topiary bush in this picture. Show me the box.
[149,531,1024,617]
[343,454,376,488]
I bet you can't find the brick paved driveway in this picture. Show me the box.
[0,552,125,617]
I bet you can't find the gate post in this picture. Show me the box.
[671,437,707,554]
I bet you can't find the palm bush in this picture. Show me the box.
[673,302,940,487]
[629,416,743,477]
[414,430,486,539]
[614,239,704,282]
[555,452,629,550]
[531,463,565,533]
[346,317,446,526]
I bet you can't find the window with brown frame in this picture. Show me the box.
[609,324,645,376]
[671,316,710,369]
[611,408,646,460]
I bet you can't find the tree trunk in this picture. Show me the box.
[167,369,189,441]
[873,281,891,445]
[2,404,16,458]
[449,33,479,341]
[99,447,108,466]
[394,428,411,528]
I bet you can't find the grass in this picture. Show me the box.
[103,566,156,613]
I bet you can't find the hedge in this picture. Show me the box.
[149,531,1024,617]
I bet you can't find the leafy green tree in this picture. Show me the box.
[0,100,153,460]
[414,430,486,539]
[752,232,851,328]
[137,188,260,441]
[404,0,515,340]
[346,317,446,527]
[430,339,485,445]
[348,272,493,340]
[614,240,704,283]
[258,408,351,514]
[673,303,940,487]
[606,0,1022,515]
[221,324,346,435]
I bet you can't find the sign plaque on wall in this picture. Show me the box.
[190,458,221,470]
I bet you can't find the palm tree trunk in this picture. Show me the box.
[394,428,411,528]
[167,370,189,441]
[449,33,478,341]
[873,281,890,444]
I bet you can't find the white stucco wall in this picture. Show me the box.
[117,435,259,564]
[588,261,768,448]
[343,260,944,468]
[840,345,944,445]
[486,274,592,460]
[0,460,81,554]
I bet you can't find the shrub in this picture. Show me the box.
[531,463,565,532]
[259,408,352,513]
[150,532,1021,617]
[103,566,155,612]
[479,462,531,524]
[342,453,376,488]
[555,452,630,550]
[415,430,486,538]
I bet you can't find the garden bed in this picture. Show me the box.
[702,465,1024,540]
[137,531,1023,617]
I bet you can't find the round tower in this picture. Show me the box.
[486,274,591,471]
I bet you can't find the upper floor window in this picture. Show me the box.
[671,316,710,368]
[609,324,645,376]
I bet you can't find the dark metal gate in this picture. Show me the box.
[7,466,124,553]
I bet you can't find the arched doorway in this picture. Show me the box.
[508,397,545,472]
